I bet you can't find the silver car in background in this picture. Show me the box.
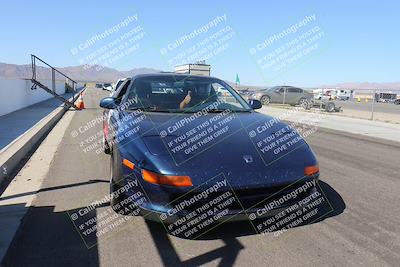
[102,83,113,92]
[250,86,313,109]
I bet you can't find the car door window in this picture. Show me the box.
[287,87,300,93]
[115,80,131,103]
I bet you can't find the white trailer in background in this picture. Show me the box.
[313,88,337,100]
[174,63,211,76]
[336,89,355,100]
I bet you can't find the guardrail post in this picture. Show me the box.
[370,89,375,120]
[52,68,55,94]
[31,55,36,80]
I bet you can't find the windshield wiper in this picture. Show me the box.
[232,109,252,113]
[207,109,227,113]
[126,106,173,113]
[126,106,154,110]
[207,108,251,113]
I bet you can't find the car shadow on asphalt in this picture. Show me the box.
[1,180,344,267]
[146,220,245,267]
[0,179,109,201]
[139,180,345,266]
[1,204,101,267]
[151,180,346,241]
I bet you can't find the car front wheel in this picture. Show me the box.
[110,146,125,214]
[260,95,270,105]
[110,146,140,216]
[103,138,111,154]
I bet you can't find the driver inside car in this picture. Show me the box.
[180,84,217,110]
[179,90,192,110]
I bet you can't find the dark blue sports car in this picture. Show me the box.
[100,73,319,234]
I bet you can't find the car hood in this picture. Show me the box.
[117,110,318,188]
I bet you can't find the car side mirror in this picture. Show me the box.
[249,99,262,109]
[99,97,118,109]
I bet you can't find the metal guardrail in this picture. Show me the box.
[31,54,77,87]
[30,54,80,109]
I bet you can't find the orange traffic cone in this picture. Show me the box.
[76,93,85,110]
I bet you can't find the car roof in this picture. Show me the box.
[131,72,220,81]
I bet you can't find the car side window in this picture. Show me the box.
[115,80,131,103]
[287,87,299,93]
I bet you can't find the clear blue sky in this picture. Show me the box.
[0,0,399,86]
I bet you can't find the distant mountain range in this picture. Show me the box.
[0,62,159,82]
[0,62,399,89]
[318,82,400,90]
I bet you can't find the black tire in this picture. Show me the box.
[260,95,270,105]
[110,146,125,214]
[103,138,111,154]
[298,98,310,109]
[325,102,335,112]
[110,146,140,216]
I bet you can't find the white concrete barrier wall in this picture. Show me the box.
[0,78,66,117]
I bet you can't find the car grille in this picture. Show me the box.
[168,179,315,212]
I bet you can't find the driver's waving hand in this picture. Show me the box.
[179,90,192,110]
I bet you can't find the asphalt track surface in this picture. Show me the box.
[2,88,400,266]
[267,99,400,115]
[331,99,400,114]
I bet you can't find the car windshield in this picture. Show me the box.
[123,76,251,113]
[104,83,112,87]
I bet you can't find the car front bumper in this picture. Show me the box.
[124,180,319,224]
